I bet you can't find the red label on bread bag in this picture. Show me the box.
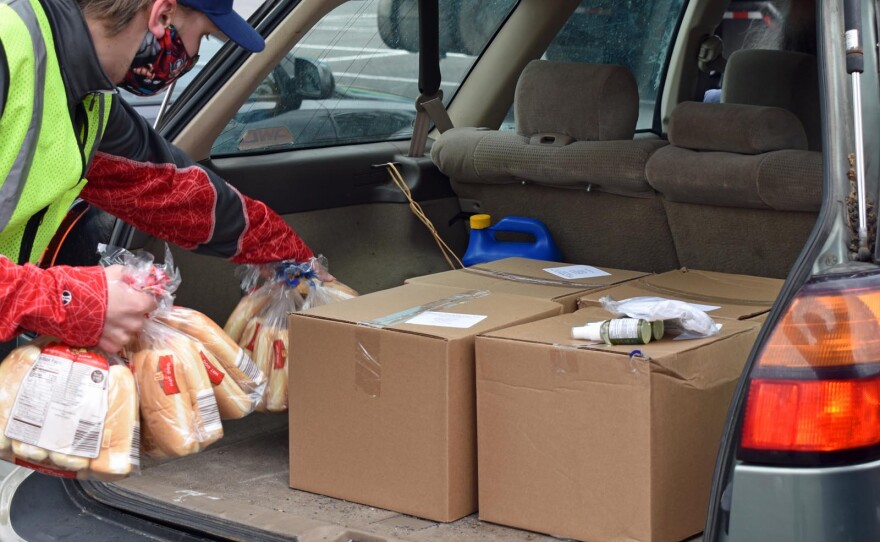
[159,355,180,395]
[245,323,262,353]
[199,351,225,386]
[273,339,286,369]
[15,458,78,479]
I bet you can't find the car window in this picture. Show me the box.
[210,0,518,156]
[500,0,686,132]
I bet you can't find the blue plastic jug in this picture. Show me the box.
[462,214,562,267]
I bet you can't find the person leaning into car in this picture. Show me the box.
[0,0,327,354]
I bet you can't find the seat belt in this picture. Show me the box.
[408,0,454,157]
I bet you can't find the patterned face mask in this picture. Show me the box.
[119,25,198,96]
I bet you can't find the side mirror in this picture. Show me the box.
[294,57,335,100]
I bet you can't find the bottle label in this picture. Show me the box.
[607,319,649,345]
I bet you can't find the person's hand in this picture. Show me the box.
[99,265,158,353]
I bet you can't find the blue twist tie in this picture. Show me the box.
[277,261,317,287]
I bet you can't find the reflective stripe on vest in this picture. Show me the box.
[0,0,112,264]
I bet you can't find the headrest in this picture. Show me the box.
[668,102,808,154]
[515,60,638,141]
[722,49,820,150]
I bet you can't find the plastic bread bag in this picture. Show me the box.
[128,319,224,459]
[599,295,720,338]
[112,246,224,459]
[239,257,357,414]
[223,265,276,344]
[156,306,266,419]
[0,339,140,482]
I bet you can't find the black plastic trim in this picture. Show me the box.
[737,443,880,468]
[750,361,880,381]
[10,473,218,541]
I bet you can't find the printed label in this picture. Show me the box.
[406,311,488,329]
[6,345,109,459]
[195,389,223,437]
[608,319,642,340]
[245,322,262,353]
[235,348,263,384]
[846,29,860,50]
[129,422,141,467]
[159,355,180,395]
[15,458,78,479]
[198,351,225,386]
[273,339,286,370]
[543,265,611,280]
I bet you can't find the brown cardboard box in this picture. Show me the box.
[578,268,784,321]
[406,258,648,312]
[476,307,761,542]
[288,284,563,522]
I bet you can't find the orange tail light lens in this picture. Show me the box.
[740,270,880,463]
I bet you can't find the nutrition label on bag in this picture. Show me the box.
[6,344,109,459]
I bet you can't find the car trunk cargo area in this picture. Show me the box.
[106,414,575,542]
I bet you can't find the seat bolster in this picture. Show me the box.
[669,102,808,154]
[433,128,666,197]
[430,127,495,182]
[756,150,823,212]
[646,145,770,209]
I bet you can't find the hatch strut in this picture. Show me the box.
[407,0,453,157]
[845,0,872,260]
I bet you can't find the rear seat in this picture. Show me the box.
[646,50,822,278]
[431,60,678,273]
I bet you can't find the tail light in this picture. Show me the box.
[738,269,880,466]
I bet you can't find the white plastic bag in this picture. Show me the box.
[599,295,720,338]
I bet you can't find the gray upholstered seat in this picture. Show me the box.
[431,60,678,272]
[432,61,667,197]
[645,49,823,278]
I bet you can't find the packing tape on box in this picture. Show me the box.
[354,326,382,398]
[551,343,648,376]
[633,278,773,307]
[351,290,491,397]
[357,290,491,329]
[550,345,581,378]
[465,268,610,289]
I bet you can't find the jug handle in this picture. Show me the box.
[491,216,552,240]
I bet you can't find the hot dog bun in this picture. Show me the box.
[254,325,288,413]
[168,335,223,447]
[0,344,41,457]
[90,364,138,481]
[224,289,271,344]
[132,348,199,458]
[158,306,264,417]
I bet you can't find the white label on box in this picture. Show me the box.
[542,265,611,280]
[6,346,109,459]
[406,311,488,328]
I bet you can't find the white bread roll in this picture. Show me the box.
[169,336,223,447]
[132,348,200,458]
[89,364,138,481]
[158,306,263,417]
[224,289,272,344]
[0,344,41,455]
[254,325,288,413]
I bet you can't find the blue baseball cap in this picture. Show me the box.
[178,0,265,52]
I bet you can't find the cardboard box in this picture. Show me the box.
[288,284,563,522]
[406,257,649,312]
[578,268,783,321]
[476,307,761,542]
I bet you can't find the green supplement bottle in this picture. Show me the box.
[572,318,653,345]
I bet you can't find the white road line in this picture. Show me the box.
[295,44,410,54]
[333,71,460,87]
[322,51,410,63]
[310,26,376,32]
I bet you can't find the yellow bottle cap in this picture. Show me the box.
[469,214,491,229]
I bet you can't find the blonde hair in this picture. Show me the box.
[77,0,154,36]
